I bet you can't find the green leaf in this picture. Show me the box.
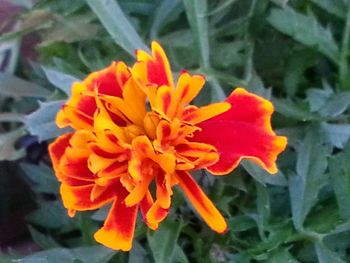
[172,244,189,263]
[242,160,288,186]
[42,66,80,95]
[329,145,350,220]
[207,76,226,102]
[269,0,289,7]
[85,0,149,56]
[183,0,210,68]
[128,242,147,263]
[321,123,350,149]
[0,72,51,98]
[273,98,317,121]
[150,0,183,39]
[267,249,299,263]
[40,15,99,46]
[310,0,346,19]
[289,130,330,230]
[28,225,60,249]
[19,246,115,263]
[256,182,270,227]
[147,219,183,263]
[307,88,333,112]
[0,37,20,74]
[25,100,72,142]
[27,201,71,229]
[267,7,339,63]
[318,92,350,117]
[0,256,14,263]
[0,128,26,161]
[315,242,347,263]
[20,163,59,194]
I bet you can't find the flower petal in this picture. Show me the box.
[156,172,172,209]
[193,88,287,174]
[49,133,73,172]
[183,102,230,124]
[175,171,227,233]
[168,72,205,118]
[135,41,174,87]
[60,183,115,212]
[94,184,138,251]
[145,200,169,230]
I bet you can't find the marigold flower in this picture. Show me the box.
[49,41,287,251]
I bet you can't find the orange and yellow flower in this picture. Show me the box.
[49,42,287,251]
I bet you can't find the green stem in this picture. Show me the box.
[339,3,350,90]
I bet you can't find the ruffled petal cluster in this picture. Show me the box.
[49,42,287,251]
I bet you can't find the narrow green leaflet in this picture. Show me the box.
[242,160,288,186]
[310,0,346,19]
[0,128,26,161]
[267,249,299,263]
[86,0,149,56]
[321,123,350,149]
[128,242,147,263]
[329,146,350,220]
[27,201,70,229]
[147,219,183,263]
[18,246,116,263]
[42,66,80,95]
[0,72,51,98]
[267,7,339,64]
[315,242,347,263]
[20,163,59,194]
[28,225,60,249]
[289,130,330,230]
[318,92,350,117]
[183,0,210,68]
[150,0,182,39]
[25,100,72,142]
[273,98,317,121]
[207,76,227,102]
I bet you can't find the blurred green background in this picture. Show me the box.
[1,0,350,262]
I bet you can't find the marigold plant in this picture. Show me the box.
[49,41,287,251]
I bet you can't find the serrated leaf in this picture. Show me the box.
[315,242,347,263]
[267,249,299,263]
[28,225,60,249]
[242,160,288,186]
[0,128,26,161]
[86,0,148,56]
[307,88,333,112]
[318,92,350,117]
[207,76,226,102]
[321,123,350,149]
[256,182,270,227]
[172,244,189,263]
[20,163,59,194]
[0,37,20,74]
[40,15,98,46]
[150,0,182,39]
[267,7,339,63]
[27,201,71,229]
[183,0,210,68]
[25,100,72,142]
[19,246,115,263]
[128,242,147,263]
[147,219,183,263]
[310,0,346,19]
[329,144,350,220]
[289,130,329,230]
[42,66,79,95]
[273,98,317,121]
[0,72,51,98]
